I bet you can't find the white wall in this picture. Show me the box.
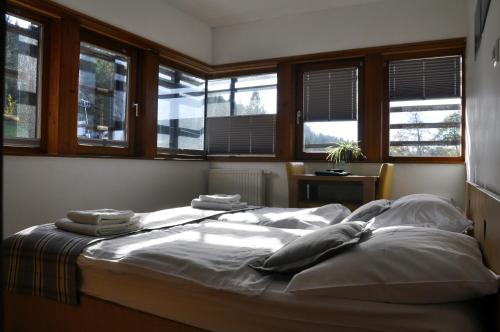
[212,0,467,64]
[52,0,212,63]
[3,156,209,236]
[210,162,466,208]
[211,0,469,207]
[465,0,500,195]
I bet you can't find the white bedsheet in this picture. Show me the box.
[82,220,310,294]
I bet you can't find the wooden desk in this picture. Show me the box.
[289,174,378,210]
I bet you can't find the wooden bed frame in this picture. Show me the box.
[4,181,500,332]
[465,181,500,331]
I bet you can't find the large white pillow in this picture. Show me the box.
[286,226,499,304]
[367,194,472,233]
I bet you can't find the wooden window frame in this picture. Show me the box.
[4,5,54,155]
[294,58,365,161]
[381,47,466,164]
[205,69,280,161]
[155,60,207,159]
[4,0,466,164]
[70,29,139,156]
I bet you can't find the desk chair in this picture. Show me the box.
[286,162,305,177]
[376,163,395,200]
[286,162,305,207]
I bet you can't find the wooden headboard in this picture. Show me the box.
[466,181,500,274]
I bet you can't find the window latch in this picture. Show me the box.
[133,103,139,117]
[296,110,302,125]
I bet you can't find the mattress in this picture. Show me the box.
[77,255,487,332]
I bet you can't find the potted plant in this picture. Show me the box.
[325,141,366,172]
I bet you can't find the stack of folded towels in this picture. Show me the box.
[191,194,248,211]
[55,209,142,236]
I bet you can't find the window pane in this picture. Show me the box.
[207,92,230,117]
[234,87,276,116]
[206,73,277,155]
[235,73,277,89]
[389,98,462,157]
[207,78,231,91]
[301,66,359,153]
[303,68,358,122]
[77,42,130,147]
[388,54,462,158]
[157,65,205,151]
[303,121,358,153]
[4,14,42,146]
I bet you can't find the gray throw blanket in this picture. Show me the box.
[3,224,103,304]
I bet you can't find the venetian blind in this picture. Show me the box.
[303,67,358,122]
[205,114,276,155]
[389,55,461,101]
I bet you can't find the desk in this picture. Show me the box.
[289,174,378,210]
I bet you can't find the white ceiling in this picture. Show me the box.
[163,0,386,27]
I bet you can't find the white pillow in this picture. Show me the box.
[367,194,472,233]
[286,226,499,304]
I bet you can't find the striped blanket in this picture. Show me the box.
[3,224,102,304]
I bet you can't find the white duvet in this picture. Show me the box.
[218,204,351,229]
[82,220,311,294]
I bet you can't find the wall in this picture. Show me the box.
[3,156,209,236]
[52,0,212,63]
[466,0,500,195]
[212,0,468,64]
[210,162,466,208]
[211,0,468,207]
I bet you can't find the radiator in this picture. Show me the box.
[208,169,266,206]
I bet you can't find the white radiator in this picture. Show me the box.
[208,169,266,206]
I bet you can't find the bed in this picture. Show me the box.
[4,183,500,332]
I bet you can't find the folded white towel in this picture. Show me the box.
[67,209,135,225]
[199,194,241,204]
[55,216,142,236]
[191,198,247,211]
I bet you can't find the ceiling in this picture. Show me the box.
[164,0,386,27]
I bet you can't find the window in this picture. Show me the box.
[387,55,463,159]
[157,65,205,153]
[297,61,361,157]
[206,73,277,155]
[4,13,42,147]
[77,39,132,148]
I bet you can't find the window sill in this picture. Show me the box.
[3,150,206,162]
[3,146,46,156]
